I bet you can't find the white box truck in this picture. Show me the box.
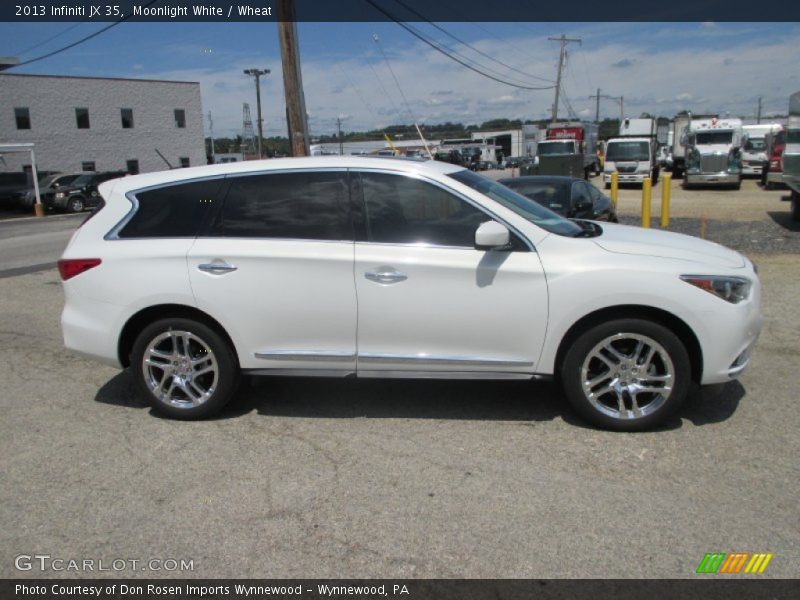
[602,118,659,187]
[683,117,744,189]
[742,123,783,176]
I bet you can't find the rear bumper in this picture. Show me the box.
[62,291,126,368]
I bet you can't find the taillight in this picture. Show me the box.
[769,158,781,172]
[58,258,101,281]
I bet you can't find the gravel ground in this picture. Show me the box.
[617,214,800,255]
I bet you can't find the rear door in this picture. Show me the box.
[187,169,357,372]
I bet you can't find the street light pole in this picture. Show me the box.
[243,68,270,158]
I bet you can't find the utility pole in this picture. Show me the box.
[278,0,310,157]
[757,96,762,124]
[589,91,624,124]
[588,88,602,123]
[208,111,216,164]
[337,116,343,155]
[243,68,270,158]
[548,34,581,123]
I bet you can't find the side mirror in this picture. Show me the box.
[475,220,511,250]
[575,200,593,213]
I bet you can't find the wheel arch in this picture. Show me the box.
[118,304,239,368]
[553,304,703,384]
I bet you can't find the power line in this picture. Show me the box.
[372,33,417,124]
[12,22,85,56]
[362,0,553,91]
[390,0,553,84]
[9,0,159,68]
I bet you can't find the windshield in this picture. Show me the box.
[448,170,583,237]
[695,131,734,145]
[71,174,94,187]
[787,129,800,144]
[538,141,575,155]
[744,138,766,152]
[503,181,570,215]
[606,141,650,162]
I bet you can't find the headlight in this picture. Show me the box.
[680,275,752,304]
[55,192,65,199]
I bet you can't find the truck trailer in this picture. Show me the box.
[783,91,800,221]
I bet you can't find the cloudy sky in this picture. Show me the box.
[2,20,799,138]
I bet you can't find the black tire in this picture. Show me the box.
[792,191,800,222]
[733,178,741,191]
[66,196,85,213]
[652,167,660,186]
[604,182,611,190]
[130,317,240,419]
[560,318,691,431]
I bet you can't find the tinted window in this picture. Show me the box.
[448,170,583,237]
[571,182,592,206]
[81,162,95,171]
[217,171,349,240]
[126,160,139,174]
[503,180,569,214]
[119,179,224,239]
[174,109,186,128]
[361,172,488,247]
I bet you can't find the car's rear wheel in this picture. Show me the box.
[67,196,84,213]
[130,318,240,419]
[791,190,800,222]
[560,319,690,431]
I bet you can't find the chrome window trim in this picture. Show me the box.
[255,350,356,361]
[357,352,533,368]
[352,167,535,252]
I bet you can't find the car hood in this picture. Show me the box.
[593,222,745,268]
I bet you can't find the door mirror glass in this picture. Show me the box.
[475,220,510,250]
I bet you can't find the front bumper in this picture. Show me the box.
[603,172,647,184]
[685,172,740,186]
[741,163,764,176]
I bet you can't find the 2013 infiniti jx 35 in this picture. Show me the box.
[58,157,762,430]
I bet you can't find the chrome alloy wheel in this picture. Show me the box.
[580,333,674,420]
[141,330,218,408]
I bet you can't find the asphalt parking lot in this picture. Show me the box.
[1,182,798,579]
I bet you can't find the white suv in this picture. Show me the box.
[59,157,762,430]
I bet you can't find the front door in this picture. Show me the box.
[352,170,549,377]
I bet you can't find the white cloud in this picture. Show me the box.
[131,26,800,137]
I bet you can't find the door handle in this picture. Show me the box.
[198,262,238,274]
[365,269,407,284]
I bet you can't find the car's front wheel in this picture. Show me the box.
[66,196,85,213]
[560,319,691,431]
[130,318,240,419]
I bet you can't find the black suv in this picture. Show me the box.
[44,171,127,213]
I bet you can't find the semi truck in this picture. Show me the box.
[535,121,599,179]
[683,117,744,189]
[783,91,800,221]
[741,123,783,176]
[668,114,693,178]
[602,118,659,187]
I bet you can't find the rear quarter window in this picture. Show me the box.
[118,179,224,238]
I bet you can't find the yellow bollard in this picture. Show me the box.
[610,171,619,208]
[641,177,652,228]
[34,203,45,218]
[660,174,671,228]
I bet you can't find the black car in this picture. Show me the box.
[43,171,127,213]
[498,175,618,222]
[0,170,61,211]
